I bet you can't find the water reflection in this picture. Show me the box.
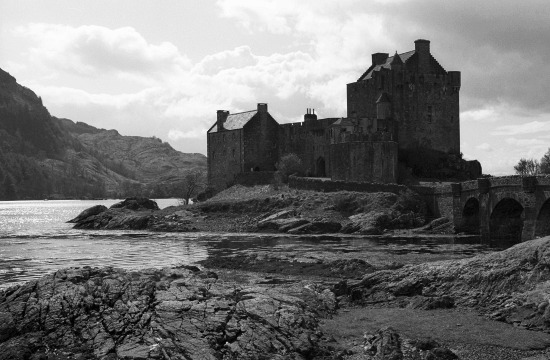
[0,200,498,290]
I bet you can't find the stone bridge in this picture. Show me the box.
[422,175,550,245]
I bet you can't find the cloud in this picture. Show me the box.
[476,143,493,152]
[461,107,499,123]
[15,24,191,80]
[492,121,550,136]
[217,0,550,114]
[505,138,546,147]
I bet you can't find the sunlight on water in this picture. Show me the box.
[0,199,493,290]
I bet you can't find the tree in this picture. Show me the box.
[179,170,206,205]
[540,149,550,174]
[514,158,540,176]
[275,153,304,184]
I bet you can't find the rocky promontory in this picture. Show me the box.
[69,185,432,235]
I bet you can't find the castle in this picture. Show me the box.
[207,39,470,191]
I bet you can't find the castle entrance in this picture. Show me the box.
[316,157,326,177]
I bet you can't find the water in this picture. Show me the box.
[0,200,494,290]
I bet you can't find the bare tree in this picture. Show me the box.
[180,170,206,205]
[514,158,540,176]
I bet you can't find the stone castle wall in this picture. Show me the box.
[243,113,279,172]
[330,141,398,183]
[207,129,243,191]
[288,175,407,193]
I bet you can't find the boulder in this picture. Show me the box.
[67,204,107,223]
[110,197,159,211]
[0,266,319,359]
[72,209,153,230]
[362,327,458,360]
[343,211,393,235]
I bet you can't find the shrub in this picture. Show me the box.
[331,193,360,214]
[276,153,304,183]
[392,189,426,215]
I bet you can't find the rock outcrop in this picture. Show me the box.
[348,236,550,332]
[0,266,319,359]
[361,327,458,360]
[110,198,160,211]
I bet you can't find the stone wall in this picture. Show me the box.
[207,129,243,191]
[243,112,279,172]
[410,184,454,219]
[278,118,337,177]
[288,175,407,193]
[330,141,398,183]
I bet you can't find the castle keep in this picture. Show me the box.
[207,40,464,191]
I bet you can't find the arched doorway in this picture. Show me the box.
[489,198,524,245]
[458,197,480,234]
[535,199,550,237]
[316,157,326,177]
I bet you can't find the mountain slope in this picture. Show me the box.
[0,67,206,200]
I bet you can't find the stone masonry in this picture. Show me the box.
[207,39,463,191]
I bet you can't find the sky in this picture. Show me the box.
[1,0,549,175]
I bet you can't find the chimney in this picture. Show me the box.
[372,53,389,66]
[216,110,229,131]
[257,103,268,113]
[304,108,317,122]
[414,39,430,73]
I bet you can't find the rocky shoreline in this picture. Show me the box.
[3,236,550,359]
[5,188,540,358]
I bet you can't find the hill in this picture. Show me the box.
[0,67,206,200]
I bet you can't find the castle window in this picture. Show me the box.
[427,106,433,123]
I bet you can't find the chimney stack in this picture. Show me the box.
[216,110,229,131]
[414,39,430,73]
[257,103,268,113]
[372,53,389,66]
[304,108,317,122]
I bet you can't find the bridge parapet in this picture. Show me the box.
[461,180,479,191]
[534,175,550,185]
[487,175,523,187]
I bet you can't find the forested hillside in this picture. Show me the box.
[0,68,206,200]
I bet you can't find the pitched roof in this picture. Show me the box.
[358,50,415,81]
[208,110,257,133]
[330,117,353,127]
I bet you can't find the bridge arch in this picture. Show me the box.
[458,197,480,234]
[535,199,550,238]
[489,197,524,245]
